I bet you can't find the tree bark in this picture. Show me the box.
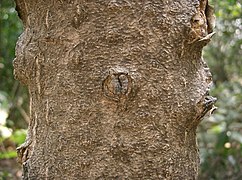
[14,0,216,179]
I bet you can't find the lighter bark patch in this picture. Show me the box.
[35,56,41,98]
[45,10,50,29]
[72,4,88,29]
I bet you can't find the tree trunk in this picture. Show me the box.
[14,0,216,179]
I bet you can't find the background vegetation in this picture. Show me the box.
[198,0,242,179]
[0,0,241,179]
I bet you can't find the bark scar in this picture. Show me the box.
[187,95,217,132]
[188,0,215,45]
[205,3,216,34]
[102,68,133,111]
[15,0,28,25]
[17,140,32,164]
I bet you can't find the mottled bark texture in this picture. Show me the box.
[14,0,216,179]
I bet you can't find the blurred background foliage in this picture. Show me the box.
[0,0,241,179]
[0,0,26,178]
[198,0,242,179]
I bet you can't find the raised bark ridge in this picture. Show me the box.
[14,0,216,179]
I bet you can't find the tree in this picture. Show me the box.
[14,0,216,179]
